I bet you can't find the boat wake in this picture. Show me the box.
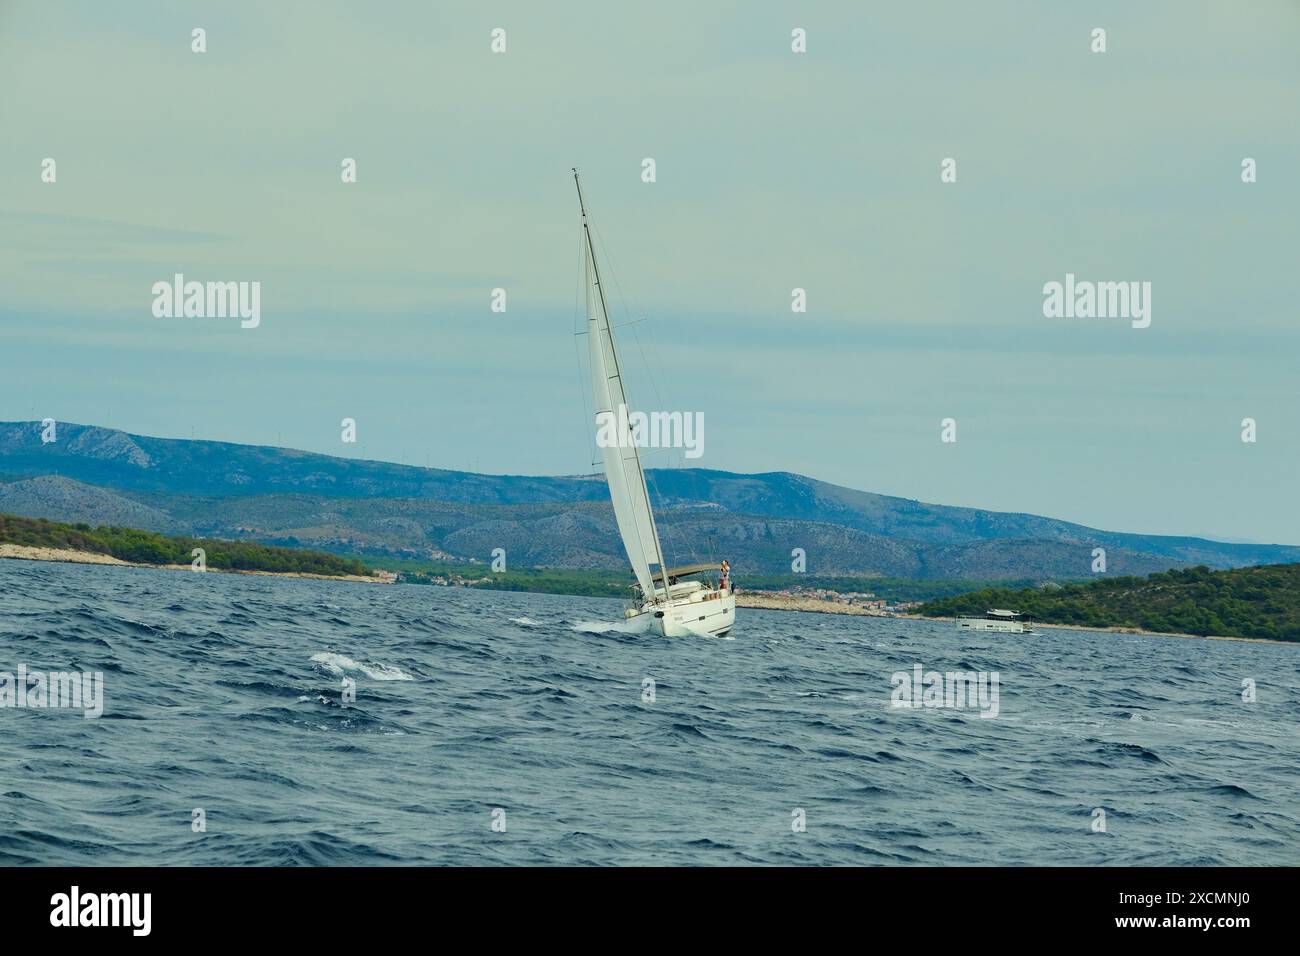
[570,617,655,635]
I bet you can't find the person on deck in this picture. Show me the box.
[719,560,730,592]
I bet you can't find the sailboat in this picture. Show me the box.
[574,170,736,638]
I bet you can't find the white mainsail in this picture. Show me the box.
[578,177,669,600]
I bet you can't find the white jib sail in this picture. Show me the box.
[584,233,668,600]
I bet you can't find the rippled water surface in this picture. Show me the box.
[1,558,1297,865]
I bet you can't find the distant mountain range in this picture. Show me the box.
[3,420,1298,580]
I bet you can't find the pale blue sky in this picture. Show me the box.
[1,1,1297,543]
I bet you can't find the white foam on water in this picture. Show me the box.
[570,616,654,635]
[309,652,414,681]
[510,616,543,627]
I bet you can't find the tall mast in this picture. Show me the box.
[573,169,671,597]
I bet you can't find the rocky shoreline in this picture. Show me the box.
[736,591,883,616]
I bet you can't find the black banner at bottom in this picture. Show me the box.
[0,865,1284,942]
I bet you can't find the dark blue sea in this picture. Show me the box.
[1,558,1297,866]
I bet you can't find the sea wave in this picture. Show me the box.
[309,652,414,681]
[2,556,1297,866]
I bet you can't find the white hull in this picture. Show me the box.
[630,589,736,637]
[956,617,1031,634]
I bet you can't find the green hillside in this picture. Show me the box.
[918,564,1300,642]
[0,513,373,578]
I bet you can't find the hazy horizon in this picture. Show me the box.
[2,1,1297,544]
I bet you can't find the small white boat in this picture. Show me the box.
[574,171,735,638]
[956,609,1034,634]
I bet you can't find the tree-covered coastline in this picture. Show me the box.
[0,513,373,578]
[918,564,1300,642]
